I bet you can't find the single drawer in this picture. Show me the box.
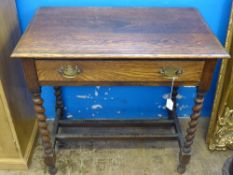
[35,60,205,86]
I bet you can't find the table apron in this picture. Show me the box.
[35,60,205,86]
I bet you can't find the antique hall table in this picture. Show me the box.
[11,8,229,174]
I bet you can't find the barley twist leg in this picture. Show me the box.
[54,86,64,116]
[33,92,57,175]
[177,89,205,174]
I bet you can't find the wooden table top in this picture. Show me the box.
[12,8,229,59]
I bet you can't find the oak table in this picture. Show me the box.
[11,8,229,174]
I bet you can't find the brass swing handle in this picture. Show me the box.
[58,65,82,79]
[160,66,183,79]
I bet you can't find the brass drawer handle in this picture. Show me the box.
[58,65,81,79]
[160,66,183,79]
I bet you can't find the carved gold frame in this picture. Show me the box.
[206,4,233,150]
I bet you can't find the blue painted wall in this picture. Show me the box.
[15,0,232,119]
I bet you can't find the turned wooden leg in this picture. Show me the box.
[168,86,178,119]
[32,92,57,175]
[177,89,205,174]
[54,86,64,117]
[53,86,65,149]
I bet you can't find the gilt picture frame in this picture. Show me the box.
[207,4,233,151]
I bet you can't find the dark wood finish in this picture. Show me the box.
[36,60,204,86]
[199,60,217,91]
[177,89,205,174]
[174,117,185,149]
[21,60,40,92]
[168,87,179,119]
[167,86,185,148]
[11,8,230,175]
[167,87,186,156]
[11,8,229,60]
[32,92,57,175]
[56,119,181,144]
[56,134,179,141]
[176,60,218,174]
[54,86,64,115]
[52,87,64,150]
[184,90,204,152]
[58,119,175,127]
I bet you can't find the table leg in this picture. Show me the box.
[177,88,205,174]
[32,92,57,175]
[168,86,178,119]
[53,86,65,149]
[54,86,64,117]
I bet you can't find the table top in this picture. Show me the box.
[12,8,229,59]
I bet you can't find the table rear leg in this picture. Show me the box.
[168,86,178,119]
[53,86,65,149]
[54,86,64,117]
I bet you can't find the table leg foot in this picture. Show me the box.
[48,166,57,175]
[177,151,190,174]
[44,155,57,174]
[177,164,186,174]
[32,92,57,174]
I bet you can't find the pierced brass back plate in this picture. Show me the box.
[58,65,82,79]
[160,67,183,79]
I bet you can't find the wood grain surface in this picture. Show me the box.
[11,8,229,59]
[36,60,204,86]
[10,8,230,174]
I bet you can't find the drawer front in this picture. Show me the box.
[35,60,204,86]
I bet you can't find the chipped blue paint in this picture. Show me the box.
[66,114,74,119]
[91,104,103,110]
[76,95,93,99]
[41,86,197,119]
[16,0,232,119]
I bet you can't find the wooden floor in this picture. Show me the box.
[0,118,232,175]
